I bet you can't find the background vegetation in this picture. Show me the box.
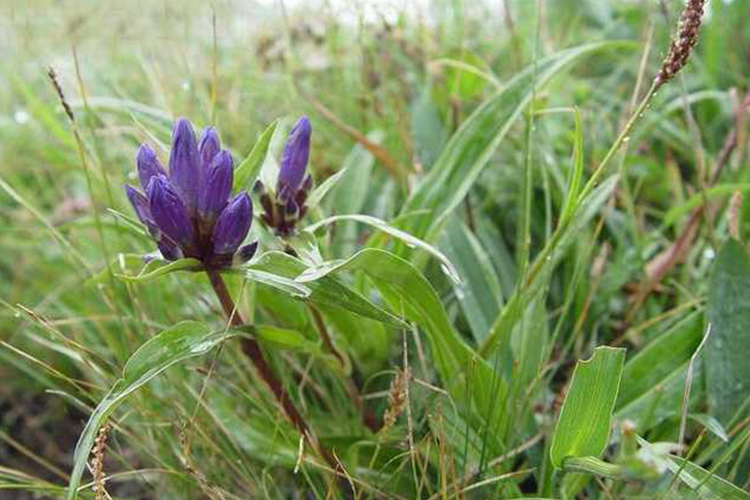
[1,0,749,498]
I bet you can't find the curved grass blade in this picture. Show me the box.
[249,251,404,327]
[115,258,202,283]
[400,41,633,244]
[234,119,278,192]
[293,247,509,452]
[67,321,232,500]
[304,214,461,284]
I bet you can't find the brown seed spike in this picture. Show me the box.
[380,367,411,437]
[655,0,707,89]
[46,66,76,123]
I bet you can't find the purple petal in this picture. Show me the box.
[198,150,234,221]
[147,175,195,249]
[168,118,201,213]
[277,116,311,195]
[125,185,153,225]
[212,192,253,255]
[136,144,165,191]
[236,241,259,264]
[276,184,293,204]
[284,198,299,218]
[157,239,183,261]
[198,127,221,169]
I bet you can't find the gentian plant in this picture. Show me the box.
[125,118,257,268]
[257,116,313,236]
[123,117,334,470]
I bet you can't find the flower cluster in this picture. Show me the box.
[125,118,257,268]
[256,116,313,236]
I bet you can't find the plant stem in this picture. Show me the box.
[205,269,334,466]
[308,304,381,432]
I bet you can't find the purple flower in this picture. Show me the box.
[276,116,312,198]
[259,116,314,236]
[124,118,257,267]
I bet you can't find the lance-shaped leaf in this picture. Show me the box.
[550,346,626,468]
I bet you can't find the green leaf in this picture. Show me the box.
[243,324,322,354]
[667,456,750,499]
[115,258,202,283]
[559,107,584,223]
[248,251,404,327]
[400,41,631,243]
[707,240,750,425]
[481,175,619,357]
[562,456,627,479]
[617,311,703,410]
[550,346,626,468]
[687,413,729,442]
[67,322,231,500]
[105,208,150,237]
[662,184,750,228]
[244,268,313,298]
[295,248,469,377]
[440,217,503,342]
[234,119,278,192]
[305,168,347,212]
[616,361,703,433]
[293,247,508,452]
[411,87,447,169]
[304,214,460,284]
[86,253,146,286]
[328,131,382,256]
[329,131,382,215]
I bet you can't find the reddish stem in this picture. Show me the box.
[205,269,335,466]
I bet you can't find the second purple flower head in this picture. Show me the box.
[125,118,257,267]
[257,116,313,236]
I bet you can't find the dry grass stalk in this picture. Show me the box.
[380,367,411,436]
[729,191,743,240]
[655,0,707,88]
[91,423,110,500]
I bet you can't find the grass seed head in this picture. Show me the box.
[655,0,707,88]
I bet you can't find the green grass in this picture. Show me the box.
[1,0,750,498]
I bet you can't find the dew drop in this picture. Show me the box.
[14,109,29,124]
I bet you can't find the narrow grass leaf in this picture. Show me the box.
[559,107,584,223]
[234,119,278,192]
[707,240,750,425]
[67,321,230,500]
[249,251,404,327]
[304,214,460,284]
[617,311,703,410]
[329,131,382,255]
[115,258,202,283]
[400,41,631,244]
[304,167,348,211]
[663,184,750,228]
[440,217,503,342]
[667,456,750,499]
[292,247,509,452]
